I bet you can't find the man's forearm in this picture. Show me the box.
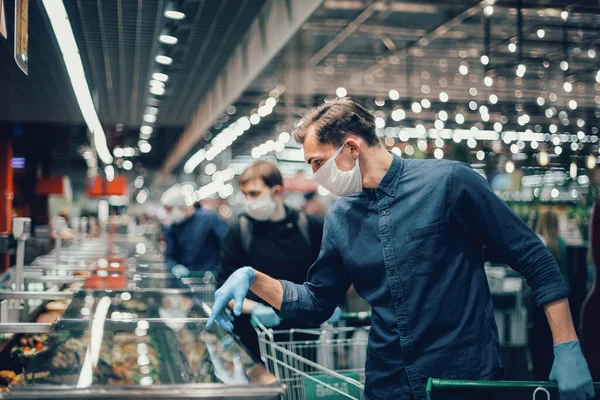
[544,298,579,345]
[249,270,284,310]
[227,298,259,314]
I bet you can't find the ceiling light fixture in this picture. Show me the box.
[155,54,173,65]
[139,140,152,154]
[41,0,113,164]
[150,86,165,96]
[164,1,185,20]
[143,114,157,123]
[105,165,115,182]
[183,149,207,174]
[560,61,569,71]
[159,27,178,45]
[152,72,169,82]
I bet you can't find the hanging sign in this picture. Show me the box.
[14,0,28,75]
[0,0,7,39]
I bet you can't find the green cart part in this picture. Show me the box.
[303,372,362,400]
[426,378,600,400]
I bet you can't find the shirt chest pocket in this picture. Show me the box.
[404,221,448,276]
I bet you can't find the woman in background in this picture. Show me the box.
[530,209,567,380]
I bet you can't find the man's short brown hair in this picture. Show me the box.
[239,161,283,188]
[292,97,379,147]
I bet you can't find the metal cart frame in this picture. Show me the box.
[254,320,368,400]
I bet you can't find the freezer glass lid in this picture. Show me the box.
[62,289,210,320]
[17,317,275,388]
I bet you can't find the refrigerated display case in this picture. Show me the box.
[0,230,283,399]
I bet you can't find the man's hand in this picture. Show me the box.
[250,304,280,328]
[207,267,255,331]
[549,340,595,400]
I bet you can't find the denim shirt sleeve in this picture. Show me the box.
[164,227,179,270]
[279,211,351,323]
[450,162,569,306]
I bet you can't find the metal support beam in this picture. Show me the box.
[324,1,598,20]
[161,0,325,174]
[307,0,377,66]
[375,32,396,52]
[517,0,524,64]
[352,0,491,83]
[484,15,491,73]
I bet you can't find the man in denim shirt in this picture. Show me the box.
[209,98,594,400]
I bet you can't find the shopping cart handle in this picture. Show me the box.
[340,311,371,320]
[250,314,261,329]
[426,378,600,399]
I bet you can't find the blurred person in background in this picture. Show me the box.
[217,161,329,360]
[531,209,568,380]
[210,98,594,400]
[302,191,326,219]
[50,208,75,240]
[536,210,568,277]
[160,183,228,278]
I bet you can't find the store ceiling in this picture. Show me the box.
[1,0,599,173]
[0,0,266,128]
[223,0,600,163]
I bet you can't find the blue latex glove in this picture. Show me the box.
[171,264,190,278]
[549,340,595,400]
[326,306,343,324]
[251,304,280,328]
[207,267,255,331]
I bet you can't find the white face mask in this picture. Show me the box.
[169,207,187,224]
[312,144,362,196]
[245,191,277,221]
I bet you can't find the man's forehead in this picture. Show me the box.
[303,137,336,162]
[240,178,268,191]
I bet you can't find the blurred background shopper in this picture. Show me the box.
[217,161,327,360]
[161,183,228,277]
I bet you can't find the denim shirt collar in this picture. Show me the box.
[373,153,403,197]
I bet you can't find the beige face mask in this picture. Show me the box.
[245,189,277,221]
[313,143,362,196]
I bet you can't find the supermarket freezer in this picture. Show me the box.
[0,234,283,399]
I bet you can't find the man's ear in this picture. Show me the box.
[345,136,362,159]
[272,185,284,197]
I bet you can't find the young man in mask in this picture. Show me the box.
[209,98,594,400]
[161,183,228,278]
[217,161,325,360]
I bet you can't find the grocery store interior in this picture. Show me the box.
[0,0,599,398]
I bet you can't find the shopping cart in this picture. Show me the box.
[181,271,217,305]
[253,312,370,400]
[426,378,600,400]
